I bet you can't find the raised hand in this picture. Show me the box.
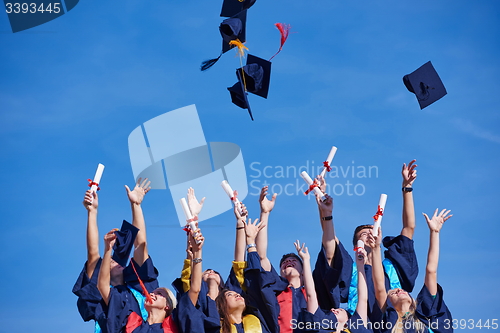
[316,193,333,216]
[244,218,265,243]
[125,178,151,205]
[315,174,327,193]
[234,202,248,223]
[294,240,310,262]
[260,186,277,213]
[402,159,417,188]
[189,228,204,252]
[83,190,98,211]
[187,187,205,217]
[103,229,118,251]
[423,208,452,233]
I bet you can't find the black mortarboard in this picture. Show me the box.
[220,0,256,17]
[220,10,247,53]
[241,54,271,98]
[112,220,139,267]
[228,70,254,120]
[403,61,447,109]
[201,10,247,71]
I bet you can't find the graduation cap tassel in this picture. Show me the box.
[229,39,249,92]
[130,259,154,304]
[269,23,291,61]
[200,54,222,71]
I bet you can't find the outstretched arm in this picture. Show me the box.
[315,176,336,265]
[367,229,387,311]
[355,246,369,326]
[234,202,248,262]
[423,209,452,296]
[125,178,151,266]
[295,240,318,314]
[83,190,100,279]
[97,230,116,305]
[401,160,417,239]
[188,229,204,306]
[256,186,277,272]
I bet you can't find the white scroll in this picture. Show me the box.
[180,197,201,244]
[319,146,338,178]
[372,194,387,236]
[221,180,242,214]
[88,163,104,204]
[300,171,326,201]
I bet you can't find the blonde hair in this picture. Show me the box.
[387,292,426,333]
[157,287,177,316]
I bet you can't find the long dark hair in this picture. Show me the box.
[216,288,246,333]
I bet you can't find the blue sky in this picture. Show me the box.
[1,1,499,332]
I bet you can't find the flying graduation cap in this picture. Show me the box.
[220,0,256,17]
[403,61,447,109]
[112,220,139,267]
[201,10,248,71]
[227,54,271,120]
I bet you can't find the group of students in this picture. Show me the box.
[73,159,454,333]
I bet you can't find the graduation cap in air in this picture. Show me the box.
[403,61,447,109]
[201,10,248,71]
[220,0,256,17]
[227,54,272,120]
[112,220,139,267]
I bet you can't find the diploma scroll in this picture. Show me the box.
[88,163,105,204]
[320,146,338,178]
[356,240,365,260]
[372,194,387,236]
[180,198,201,244]
[300,171,326,201]
[221,180,242,214]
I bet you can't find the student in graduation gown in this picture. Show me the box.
[298,240,373,333]
[215,217,273,333]
[171,188,248,313]
[73,189,104,323]
[371,209,453,333]
[347,160,420,320]
[95,178,160,333]
[247,184,352,333]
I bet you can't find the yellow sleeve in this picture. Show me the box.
[232,261,247,292]
[181,259,191,292]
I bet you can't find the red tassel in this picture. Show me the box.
[130,260,154,304]
[269,23,291,61]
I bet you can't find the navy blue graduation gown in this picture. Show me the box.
[73,258,103,322]
[175,291,221,333]
[382,235,418,292]
[381,284,453,333]
[312,241,353,310]
[94,256,160,333]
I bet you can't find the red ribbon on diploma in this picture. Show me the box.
[304,180,319,195]
[231,190,238,202]
[323,161,332,172]
[373,205,384,222]
[87,179,100,191]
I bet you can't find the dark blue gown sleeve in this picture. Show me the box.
[244,251,285,333]
[312,241,353,310]
[416,284,453,333]
[72,258,103,322]
[123,256,160,293]
[383,235,418,293]
[175,291,221,333]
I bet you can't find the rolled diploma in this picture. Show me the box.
[300,171,326,201]
[89,163,104,204]
[320,146,338,178]
[221,180,242,213]
[372,194,387,236]
[356,240,364,259]
[180,198,201,243]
